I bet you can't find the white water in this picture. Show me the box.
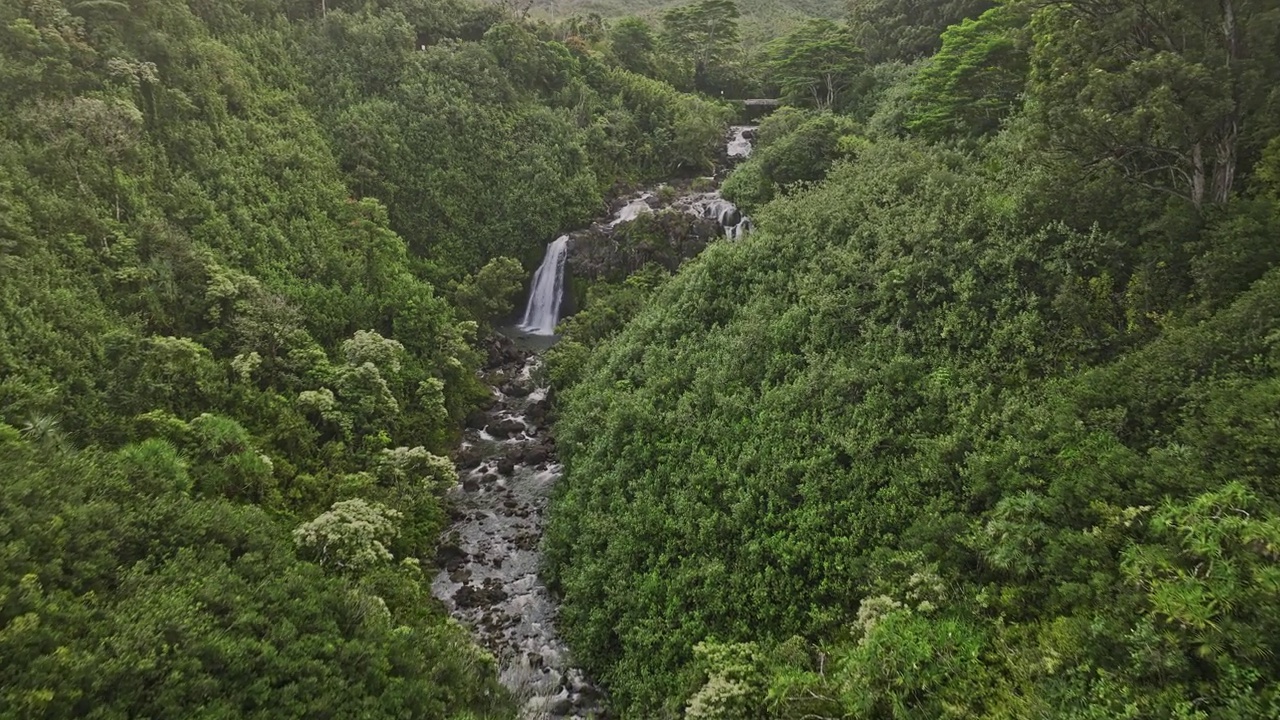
[675,192,752,240]
[517,235,570,336]
[728,125,755,158]
[607,192,654,227]
[515,127,757,337]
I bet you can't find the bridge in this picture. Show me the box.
[737,98,781,121]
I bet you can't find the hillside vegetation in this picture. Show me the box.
[527,0,845,39]
[0,0,730,715]
[545,0,1280,717]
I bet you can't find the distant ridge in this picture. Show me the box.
[523,0,846,38]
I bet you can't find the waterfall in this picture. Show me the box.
[728,125,756,158]
[608,193,654,227]
[517,235,570,336]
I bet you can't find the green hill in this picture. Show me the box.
[543,0,1280,716]
[529,0,847,39]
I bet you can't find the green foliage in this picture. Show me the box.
[0,436,511,719]
[298,3,732,277]
[453,255,527,326]
[608,16,657,75]
[545,123,1280,715]
[0,0,729,713]
[905,2,1029,142]
[764,19,865,110]
[847,0,997,63]
[660,0,744,93]
[1027,0,1280,209]
[721,109,858,210]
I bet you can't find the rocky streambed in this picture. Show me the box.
[432,337,606,719]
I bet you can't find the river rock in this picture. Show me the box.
[454,578,508,609]
[435,543,466,572]
[524,444,550,466]
[455,446,483,469]
[496,457,516,476]
[486,418,525,437]
[503,381,533,398]
[484,334,525,370]
[526,398,550,424]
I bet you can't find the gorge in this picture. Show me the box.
[514,125,758,339]
[430,127,756,718]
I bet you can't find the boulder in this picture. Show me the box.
[455,446,483,470]
[524,444,550,466]
[503,382,533,398]
[486,418,526,438]
[526,398,550,424]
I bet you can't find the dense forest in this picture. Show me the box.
[543,0,1280,718]
[0,0,728,716]
[4,0,1280,718]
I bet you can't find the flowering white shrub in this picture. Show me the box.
[293,499,402,575]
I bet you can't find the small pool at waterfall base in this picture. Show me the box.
[498,325,562,353]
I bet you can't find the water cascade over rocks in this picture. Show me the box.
[434,127,756,718]
[517,235,570,336]
[513,127,757,337]
[727,124,755,159]
[433,341,602,718]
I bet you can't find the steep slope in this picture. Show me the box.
[0,0,731,715]
[544,132,1280,716]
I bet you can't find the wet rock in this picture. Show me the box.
[524,444,550,466]
[486,418,526,437]
[454,579,509,609]
[503,382,532,398]
[462,477,480,492]
[484,334,526,370]
[465,410,489,430]
[526,398,550,424]
[455,446,483,469]
[436,543,467,572]
[548,696,573,716]
[496,457,516,476]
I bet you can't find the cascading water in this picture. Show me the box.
[514,127,757,337]
[608,192,654,227]
[517,235,570,336]
[727,125,755,158]
[445,125,760,718]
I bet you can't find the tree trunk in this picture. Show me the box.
[1213,120,1238,204]
[1191,141,1206,210]
[1212,0,1241,204]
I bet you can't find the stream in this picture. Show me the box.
[431,126,756,719]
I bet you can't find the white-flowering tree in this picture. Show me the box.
[293,499,402,575]
[377,445,457,494]
[341,329,405,375]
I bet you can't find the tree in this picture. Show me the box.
[661,0,742,93]
[847,0,997,63]
[610,16,657,76]
[1028,0,1280,209]
[765,20,865,110]
[906,4,1029,141]
[453,255,526,325]
[294,498,403,575]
